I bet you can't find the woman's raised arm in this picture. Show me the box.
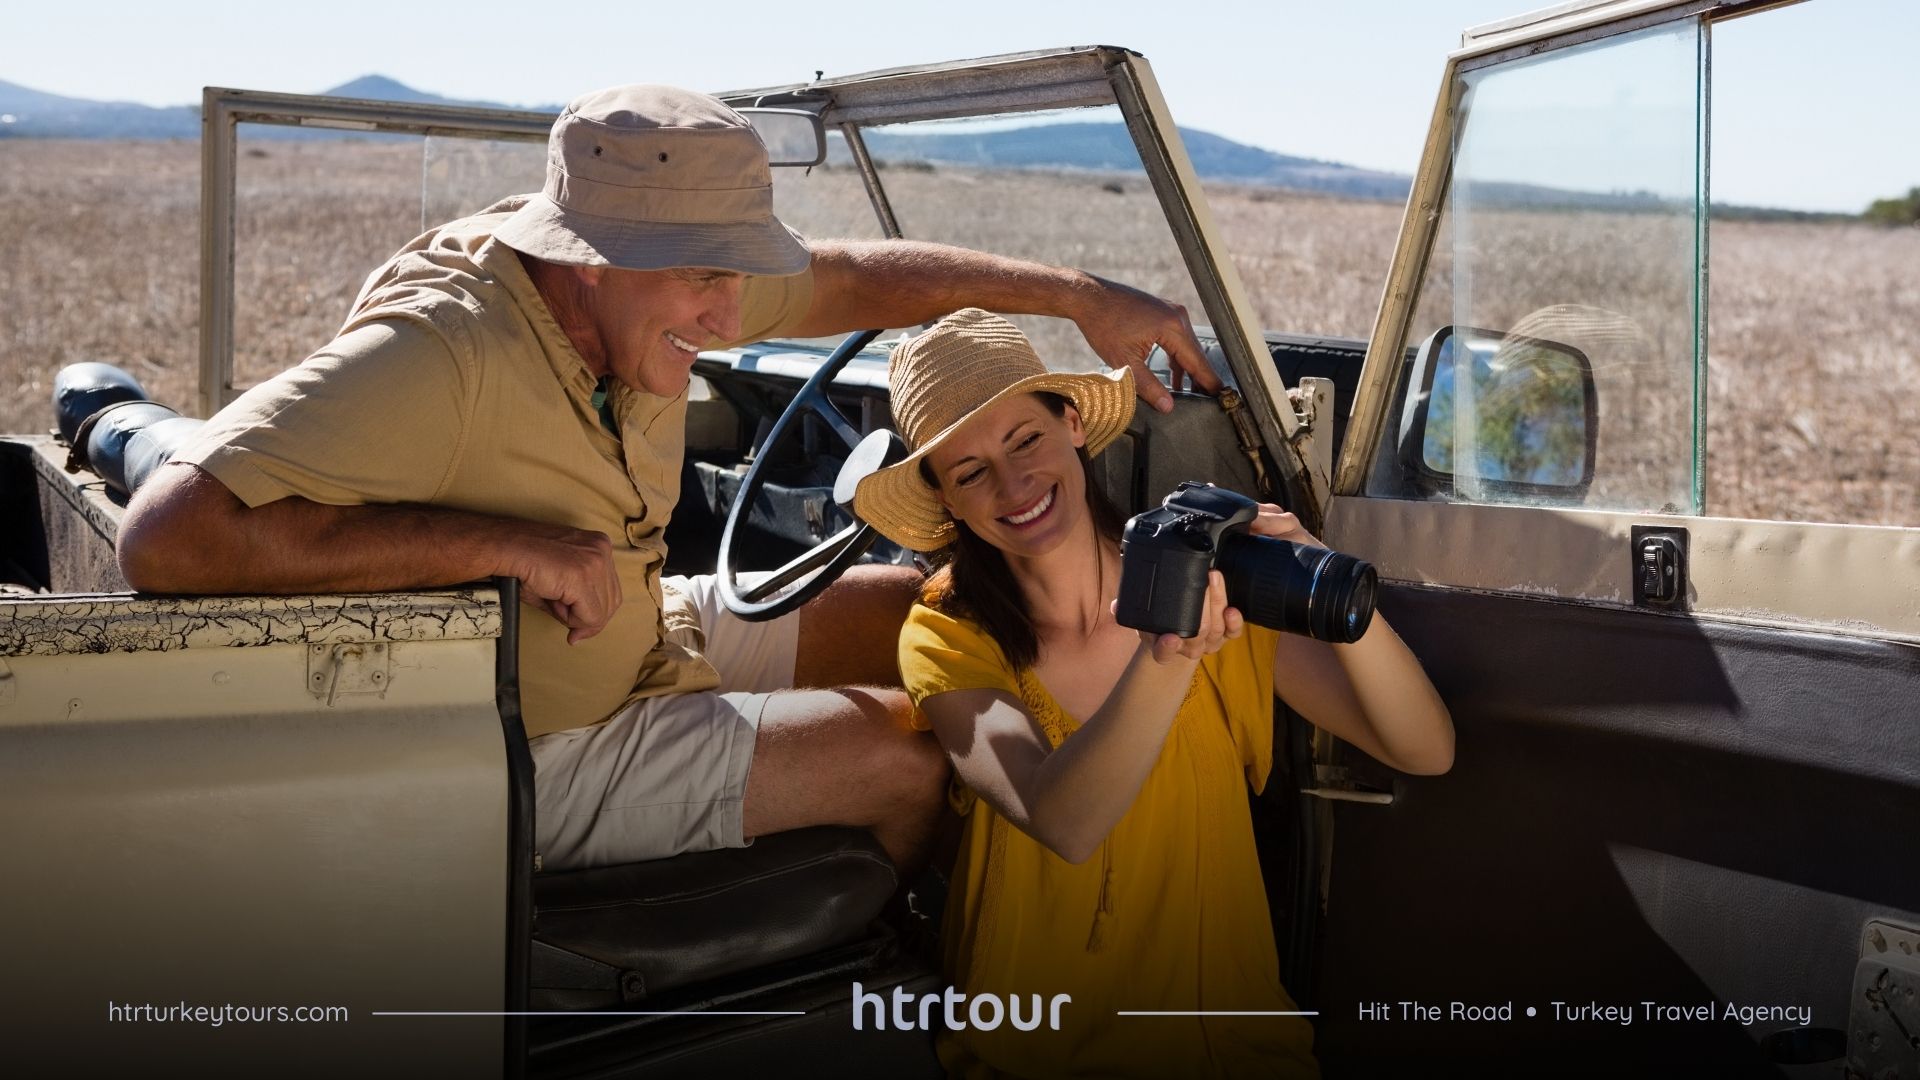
[1249,505,1455,776]
[918,572,1240,863]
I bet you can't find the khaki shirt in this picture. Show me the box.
[175,198,813,738]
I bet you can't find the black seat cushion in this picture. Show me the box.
[532,826,897,1007]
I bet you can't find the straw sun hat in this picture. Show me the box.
[852,308,1136,552]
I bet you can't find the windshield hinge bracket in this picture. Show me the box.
[307,642,392,705]
[1287,377,1336,509]
[1217,388,1274,499]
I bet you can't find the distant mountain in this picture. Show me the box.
[0,79,102,113]
[322,74,466,106]
[2,75,1414,201]
[855,122,1412,202]
[317,75,558,112]
[0,75,552,140]
[0,78,196,138]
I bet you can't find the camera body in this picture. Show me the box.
[1116,482,1260,637]
[1116,482,1378,644]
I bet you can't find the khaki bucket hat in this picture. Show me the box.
[495,84,811,276]
[853,309,1135,552]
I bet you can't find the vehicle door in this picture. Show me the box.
[1305,1,1920,1075]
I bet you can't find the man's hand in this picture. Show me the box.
[796,241,1221,414]
[1072,273,1221,414]
[498,524,622,645]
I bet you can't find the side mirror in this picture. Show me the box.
[1398,325,1598,502]
[739,108,827,168]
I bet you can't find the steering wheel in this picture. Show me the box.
[717,329,908,621]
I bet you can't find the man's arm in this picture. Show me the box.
[119,463,623,644]
[787,240,1220,413]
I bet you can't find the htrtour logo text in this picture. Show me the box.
[852,982,1070,1032]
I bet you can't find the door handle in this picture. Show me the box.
[1302,764,1395,805]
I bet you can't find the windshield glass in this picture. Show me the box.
[231,127,423,390]
[853,106,1204,372]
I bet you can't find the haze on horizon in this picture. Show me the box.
[1,0,1912,213]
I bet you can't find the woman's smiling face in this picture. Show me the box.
[926,392,1089,561]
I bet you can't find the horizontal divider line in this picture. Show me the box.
[370,1010,808,1017]
[1115,1010,1320,1016]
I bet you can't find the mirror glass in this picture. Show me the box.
[742,109,826,167]
[1423,328,1590,489]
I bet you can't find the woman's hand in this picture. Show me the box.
[1247,503,1325,548]
[1140,569,1244,665]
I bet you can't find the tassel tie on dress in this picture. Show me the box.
[1086,840,1117,952]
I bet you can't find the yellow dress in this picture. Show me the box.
[899,604,1320,1079]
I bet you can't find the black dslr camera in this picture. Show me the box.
[1116,482,1377,643]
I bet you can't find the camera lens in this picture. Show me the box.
[1214,535,1378,643]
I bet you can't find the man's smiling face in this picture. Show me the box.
[585,265,745,398]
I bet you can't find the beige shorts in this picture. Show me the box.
[529,573,800,871]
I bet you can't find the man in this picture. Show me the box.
[118,85,1219,874]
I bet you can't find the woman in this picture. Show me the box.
[853,309,1454,1078]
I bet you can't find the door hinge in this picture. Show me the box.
[306,642,392,705]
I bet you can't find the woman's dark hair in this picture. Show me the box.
[919,392,1127,672]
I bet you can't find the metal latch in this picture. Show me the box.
[1302,763,1394,805]
[306,642,392,704]
[1631,525,1689,610]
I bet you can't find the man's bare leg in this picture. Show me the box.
[741,687,946,870]
[741,564,946,870]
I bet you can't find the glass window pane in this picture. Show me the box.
[729,128,895,352]
[857,106,1203,372]
[1372,20,1706,513]
[1211,184,1402,341]
[232,127,421,389]
[421,135,545,229]
[778,131,890,243]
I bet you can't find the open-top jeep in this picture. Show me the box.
[3,1,1917,1076]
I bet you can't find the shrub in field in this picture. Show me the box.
[1864,186,1920,227]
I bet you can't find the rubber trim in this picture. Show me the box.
[495,576,533,1079]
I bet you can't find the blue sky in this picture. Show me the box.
[2,0,1912,212]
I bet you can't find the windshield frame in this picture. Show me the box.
[200,46,1311,513]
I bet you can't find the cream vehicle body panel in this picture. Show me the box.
[1,443,507,1074]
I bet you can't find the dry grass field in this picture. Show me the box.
[2,138,1915,526]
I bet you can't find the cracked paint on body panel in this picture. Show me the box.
[0,589,502,657]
